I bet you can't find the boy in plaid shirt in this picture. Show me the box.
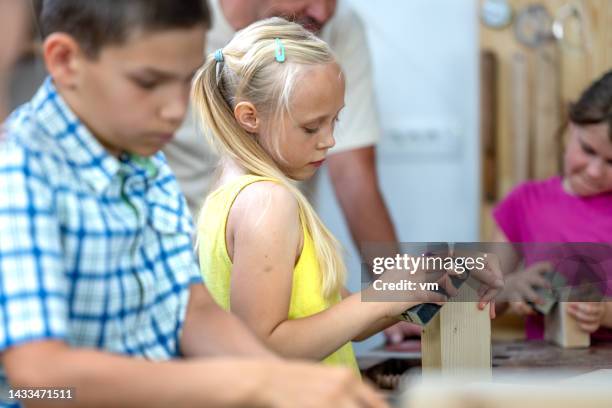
[0,1,384,407]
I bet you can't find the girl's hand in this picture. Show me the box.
[567,302,606,333]
[368,260,447,319]
[472,253,504,318]
[500,261,553,306]
[383,298,446,319]
[508,301,537,316]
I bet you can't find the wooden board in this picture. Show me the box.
[545,302,590,348]
[421,278,491,379]
[510,52,530,184]
[358,340,612,379]
[481,50,498,202]
[533,43,561,179]
[358,340,612,395]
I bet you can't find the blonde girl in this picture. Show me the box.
[192,17,462,370]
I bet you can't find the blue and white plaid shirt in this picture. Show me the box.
[0,78,201,402]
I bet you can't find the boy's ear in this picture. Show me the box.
[43,33,85,89]
[234,101,260,134]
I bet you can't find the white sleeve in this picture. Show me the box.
[323,4,382,154]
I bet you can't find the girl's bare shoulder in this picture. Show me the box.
[230,180,300,234]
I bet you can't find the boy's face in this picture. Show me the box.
[564,122,612,196]
[67,26,206,157]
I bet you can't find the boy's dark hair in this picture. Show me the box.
[569,69,612,140]
[37,0,211,57]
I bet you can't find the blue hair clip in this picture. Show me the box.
[214,48,224,62]
[274,38,286,63]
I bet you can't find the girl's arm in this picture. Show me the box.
[351,316,403,342]
[180,283,275,358]
[226,182,425,360]
[491,224,521,275]
[340,286,419,342]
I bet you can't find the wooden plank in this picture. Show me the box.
[558,0,593,101]
[421,278,491,379]
[481,50,498,202]
[510,52,530,183]
[545,302,590,348]
[608,1,612,76]
[533,43,561,179]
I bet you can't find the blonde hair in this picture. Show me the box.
[192,17,346,299]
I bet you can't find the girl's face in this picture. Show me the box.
[260,62,345,180]
[564,122,612,196]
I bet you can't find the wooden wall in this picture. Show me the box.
[479,0,612,240]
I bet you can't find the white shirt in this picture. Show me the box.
[163,0,382,217]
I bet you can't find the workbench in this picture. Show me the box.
[358,339,612,393]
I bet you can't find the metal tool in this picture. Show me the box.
[552,1,592,53]
[513,4,554,48]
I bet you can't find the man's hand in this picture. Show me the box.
[384,321,422,344]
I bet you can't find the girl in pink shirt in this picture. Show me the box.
[493,70,612,341]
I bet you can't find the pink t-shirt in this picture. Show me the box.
[493,176,612,341]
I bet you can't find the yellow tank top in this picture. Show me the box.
[197,175,358,373]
